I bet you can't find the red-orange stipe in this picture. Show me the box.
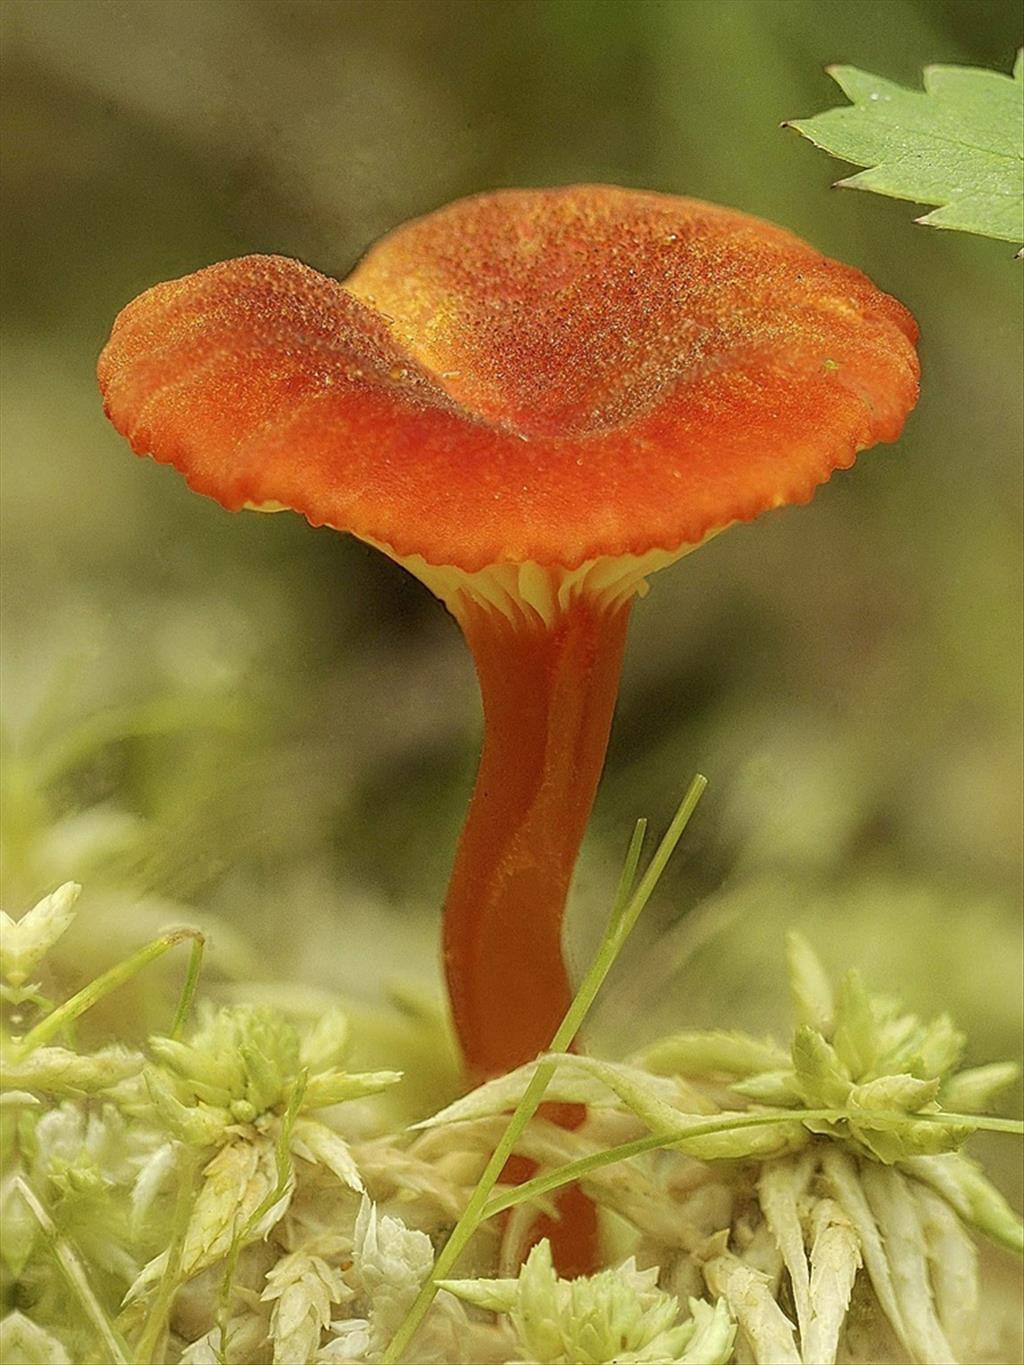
[445,595,631,1274]
[447,597,631,1079]
[98,185,920,1277]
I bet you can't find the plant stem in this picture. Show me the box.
[169,935,206,1039]
[484,1108,1024,1216]
[18,928,205,1053]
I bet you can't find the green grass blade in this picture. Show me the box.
[18,928,206,1053]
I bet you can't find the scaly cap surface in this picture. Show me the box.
[98,185,919,572]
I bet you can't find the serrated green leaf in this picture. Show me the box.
[787,56,1024,244]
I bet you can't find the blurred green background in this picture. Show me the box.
[1,0,1021,1167]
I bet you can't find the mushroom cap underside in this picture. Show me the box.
[98,185,919,571]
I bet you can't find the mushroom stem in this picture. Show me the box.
[442,592,632,1274]
[444,593,632,1080]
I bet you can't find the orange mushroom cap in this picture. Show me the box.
[98,185,918,572]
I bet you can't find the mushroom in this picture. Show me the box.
[98,185,919,1271]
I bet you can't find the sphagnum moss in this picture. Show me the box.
[1,789,1021,1365]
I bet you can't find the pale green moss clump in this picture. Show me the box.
[1,872,1021,1365]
